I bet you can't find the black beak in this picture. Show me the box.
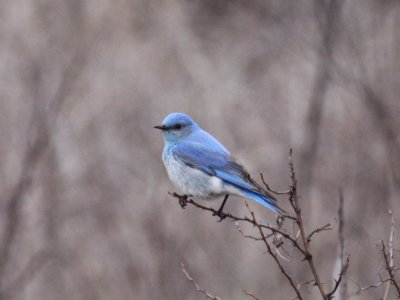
[154,125,167,130]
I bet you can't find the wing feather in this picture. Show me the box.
[173,142,276,201]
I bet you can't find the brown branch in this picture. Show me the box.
[327,255,350,299]
[176,193,303,299]
[288,149,328,300]
[235,222,264,241]
[244,202,303,300]
[243,289,261,300]
[297,279,316,291]
[346,275,389,295]
[381,210,400,298]
[307,224,332,242]
[170,192,306,257]
[337,189,347,299]
[354,212,400,298]
[181,262,221,300]
[260,172,290,195]
[172,149,348,300]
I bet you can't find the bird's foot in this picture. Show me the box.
[171,193,189,209]
[276,215,285,228]
[213,209,227,222]
[212,195,229,222]
[179,195,188,209]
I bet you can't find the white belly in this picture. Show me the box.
[164,156,225,198]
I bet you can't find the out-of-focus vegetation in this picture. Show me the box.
[0,1,399,299]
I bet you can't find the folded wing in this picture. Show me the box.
[173,142,283,214]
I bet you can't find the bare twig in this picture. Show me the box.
[243,289,261,300]
[244,202,303,300]
[260,172,290,195]
[173,149,349,300]
[181,262,221,300]
[297,279,316,291]
[346,275,389,296]
[288,149,328,300]
[235,222,264,241]
[337,189,347,300]
[352,211,400,298]
[327,255,350,299]
[307,224,332,242]
[381,210,400,299]
[170,192,307,256]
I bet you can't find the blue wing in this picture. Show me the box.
[173,141,283,214]
[189,128,230,155]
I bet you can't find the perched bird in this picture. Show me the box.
[154,112,284,216]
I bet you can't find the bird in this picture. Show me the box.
[154,112,284,216]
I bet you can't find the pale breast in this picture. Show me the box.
[163,154,224,198]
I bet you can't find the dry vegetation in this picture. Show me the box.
[0,0,399,299]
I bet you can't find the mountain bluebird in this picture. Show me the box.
[154,112,284,216]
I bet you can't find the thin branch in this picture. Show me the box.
[346,275,389,296]
[172,149,347,300]
[381,210,400,298]
[288,149,328,300]
[327,255,350,299]
[337,189,347,299]
[244,202,303,300]
[346,212,399,299]
[181,262,221,300]
[297,279,316,291]
[170,192,306,257]
[242,289,261,300]
[307,224,332,242]
[235,222,264,241]
[260,172,290,195]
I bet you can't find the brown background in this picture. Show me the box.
[0,1,399,299]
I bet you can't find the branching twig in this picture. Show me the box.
[244,202,303,300]
[172,149,349,300]
[181,262,221,300]
[337,189,347,299]
[307,224,332,242]
[381,210,400,299]
[170,193,307,256]
[288,149,328,300]
[297,279,316,291]
[346,275,389,295]
[327,255,350,299]
[242,289,261,300]
[260,172,290,195]
[350,211,399,299]
[235,222,264,241]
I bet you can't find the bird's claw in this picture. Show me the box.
[277,215,284,228]
[213,210,227,222]
[172,193,188,209]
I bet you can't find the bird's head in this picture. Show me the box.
[154,112,199,143]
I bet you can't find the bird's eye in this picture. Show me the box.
[174,124,182,129]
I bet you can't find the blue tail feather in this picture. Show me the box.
[240,189,284,215]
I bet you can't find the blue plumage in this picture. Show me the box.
[155,112,284,215]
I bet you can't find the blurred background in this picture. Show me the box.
[0,0,399,299]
